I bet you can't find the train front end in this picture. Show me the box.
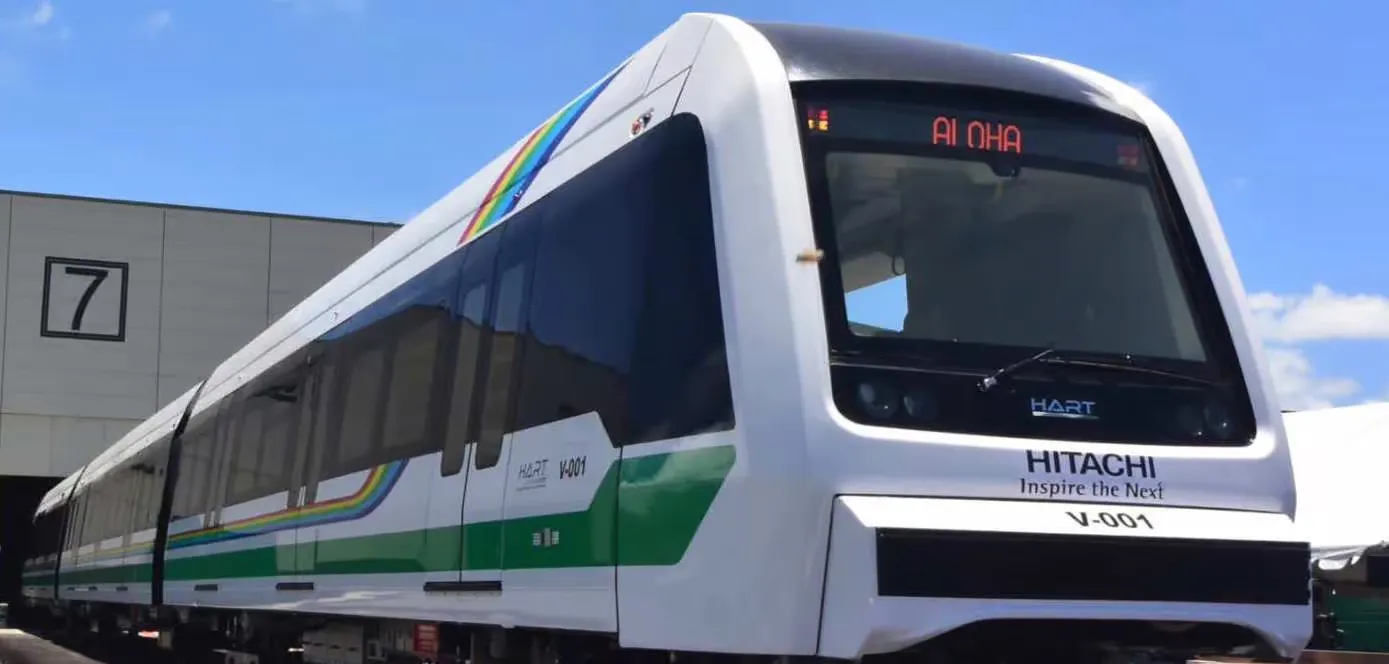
[760,23,1312,664]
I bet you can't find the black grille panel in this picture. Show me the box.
[876,528,1310,605]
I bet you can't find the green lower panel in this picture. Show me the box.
[1330,595,1389,652]
[55,445,737,584]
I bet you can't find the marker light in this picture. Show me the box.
[856,380,900,420]
[902,387,938,421]
[1176,403,1206,438]
[1204,400,1234,439]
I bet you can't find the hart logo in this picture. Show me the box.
[1030,397,1097,420]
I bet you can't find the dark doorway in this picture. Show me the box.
[0,475,60,603]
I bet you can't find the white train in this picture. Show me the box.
[22,13,1312,664]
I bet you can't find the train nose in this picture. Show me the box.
[816,495,1312,660]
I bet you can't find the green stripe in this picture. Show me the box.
[57,445,734,586]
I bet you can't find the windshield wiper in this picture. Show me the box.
[978,347,1056,392]
[978,348,1218,392]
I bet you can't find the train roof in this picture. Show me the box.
[747,21,1136,120]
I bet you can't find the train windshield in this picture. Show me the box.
[800,96,1217,371]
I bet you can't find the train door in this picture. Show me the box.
[445,211,538,590]
[418,234,486,592]
[445,222,509,590]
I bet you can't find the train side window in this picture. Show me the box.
[474,213,540,470]
[173,428,206,518]
[71,493,88,549]
[440,283,489,476]
[81,490,98,545]
[116,474,130,538]
[626,114,734,444]
[103,482,117,540]
[128,463,144,533]
[257,379,299,496]
[138,445,165,530]
[120,470,138,536]
[330,342,388,477]
[382,312,444,457]
[206,402,242,513]
[303,359,340,500]
[171,437,192,517]
[123,465,138,535]
[516,134,648,440]
[193,419,219,513]
[92,485,108,543]
[440,231,499,477]
[228,398,265,505]
[512,113,733,446]
[113,477,127,539]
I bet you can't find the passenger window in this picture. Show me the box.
[184,431,213,516]
[258,384,298,496]
[517,162,646,440]
[382,313,443,456]
[626,114,733,444]
[475,264,527,469]
[440,232,499,477]
[440,283,489,476]
[230,402,264,504]
[475,216,539,470]
[511,112,733,447]
[303,360,340,496]
[333,344,387,475]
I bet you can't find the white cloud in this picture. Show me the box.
[1249,285,1389,411]
[1250,284,1389,344]
[1264,345,1360,411]
[28,0,53,27]
[142,9,172,34]
[1127,80,1153,96]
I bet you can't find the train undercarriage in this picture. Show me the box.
[23,599,1301,664]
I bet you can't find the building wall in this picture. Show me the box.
[0,192,397,477]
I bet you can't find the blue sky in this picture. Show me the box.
[0,0,1383,409]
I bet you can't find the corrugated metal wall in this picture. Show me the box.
[0,192,396,477]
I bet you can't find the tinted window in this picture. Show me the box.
[331,343,387,475]
[626,116,733,443]
[441,284,489,476]
[474,214,540,469]
[382,311,444,455]
[513,112,733,446]
[175,426,214,518]
[80,489,99,545]
[439,235,497,477]
[135,444,167,531]
[517,165,645,440]
[304,359,339,489]
[258,390,296,495]
[228,401,263,504]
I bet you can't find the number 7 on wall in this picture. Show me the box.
[40,256,130,343]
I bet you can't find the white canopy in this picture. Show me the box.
[1285,402,1389,570]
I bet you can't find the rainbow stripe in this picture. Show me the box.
[457,64,626,245]
[168,460,407,551]
[58,461,408,565]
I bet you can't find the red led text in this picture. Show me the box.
[931,116,1023,154]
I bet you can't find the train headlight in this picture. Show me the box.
[902,387,938,421]
[1203,400,1234,439]
[855,380,900,420]
[1176,403,1206,438]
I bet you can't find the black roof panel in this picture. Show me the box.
[747,21,1132,117]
